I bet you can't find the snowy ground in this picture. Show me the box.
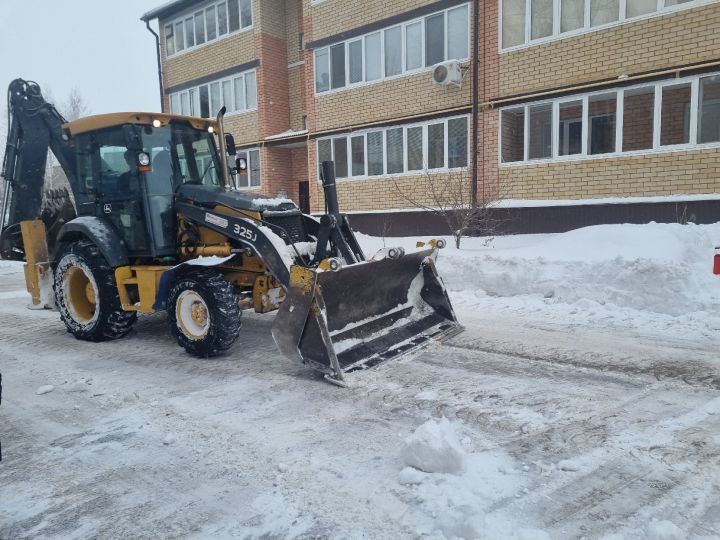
[1,222,720,539]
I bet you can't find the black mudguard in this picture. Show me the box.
[56,216,129,267]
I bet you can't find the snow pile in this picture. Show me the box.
[400,418,548,540]
[440,223,720,316]
[357,222,720,340]
[401,417,465,474]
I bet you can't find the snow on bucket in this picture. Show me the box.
[272,247,462,383]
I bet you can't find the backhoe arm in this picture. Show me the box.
[1,79,77,259]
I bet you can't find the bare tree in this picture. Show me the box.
[62,87,90,122]
[45,87,91,191]
[379,213,393,247]
[392,168,505,249]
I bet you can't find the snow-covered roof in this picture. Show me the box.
[141,0,199,22]
[264,129,309,142]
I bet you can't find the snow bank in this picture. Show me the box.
[357,222,720,340]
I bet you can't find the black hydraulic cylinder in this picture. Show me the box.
[320,160,340,215]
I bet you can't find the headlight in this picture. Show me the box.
[138,152,150,166]
[152,119,162,128]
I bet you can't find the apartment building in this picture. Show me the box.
[141,0,720,233]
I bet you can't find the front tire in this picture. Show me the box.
[167,268,241,357]
[54,241,136,341]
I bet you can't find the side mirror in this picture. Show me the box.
[236,156,248,172]
[224,133,236,155]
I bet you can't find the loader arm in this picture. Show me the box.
[1,79,78,259]
[176,200,292,287]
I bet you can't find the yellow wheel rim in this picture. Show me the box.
[176,290,210,340]
[64,265,98,324]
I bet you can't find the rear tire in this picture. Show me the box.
[54,241,136,341]
[167,268,241,357]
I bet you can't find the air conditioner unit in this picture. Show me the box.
[432,61,463,87]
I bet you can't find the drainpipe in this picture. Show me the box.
[145,20,164,112]
[471,0,480,207]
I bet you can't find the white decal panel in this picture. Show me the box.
[205,212,229,229]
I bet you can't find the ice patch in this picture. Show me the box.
[646,519,686,540]
[401,417,465,474]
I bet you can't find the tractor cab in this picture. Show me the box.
[65,113,224,259]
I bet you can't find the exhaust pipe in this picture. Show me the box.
[320,160,340,215]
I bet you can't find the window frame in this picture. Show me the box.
[168,68,258,118]
[313,3,470,95]
[499,0,717,52]
[163,0,253,59]
[499,71,719,166]
[315,115,470,182]
[234,147,262,189]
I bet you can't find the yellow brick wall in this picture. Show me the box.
[500,148,720,200]
[162,30,257,88]
[286,0,303,64]
[288,66,306,131]
[256,0,287,40]
[314,71,472,132]
[224,111,259,146]
[499,2,720,96]
[307,0,436,41]
[329,171,472,211]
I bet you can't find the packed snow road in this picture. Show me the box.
[2,223,720,539]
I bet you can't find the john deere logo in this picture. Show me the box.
[103,204,112,214]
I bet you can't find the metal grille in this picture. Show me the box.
[264,215,306,244]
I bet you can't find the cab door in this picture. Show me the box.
[76,130,150,256]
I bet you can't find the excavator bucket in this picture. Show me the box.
[272,247,462,383]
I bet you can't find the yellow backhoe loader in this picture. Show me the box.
[0,79,462,384]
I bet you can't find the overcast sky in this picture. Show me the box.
[0,0,169,117]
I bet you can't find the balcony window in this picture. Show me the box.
[313,4,469,94]
[163,0,253,58]
[661,83,691,146]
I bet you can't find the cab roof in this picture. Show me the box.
[63,112,219,137]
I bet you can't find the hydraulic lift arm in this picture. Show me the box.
[1,79,77,260]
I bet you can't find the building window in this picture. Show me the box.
[407,126,424,170]
[500,72,720,165]
[502,0,526,47]
[169,69,257,118]
[501,0,712,50]
[528,103,552,159]
[588,93,617,155]
[313,4,470,94]
[386,127,405,174]
[236,148,261,188]
[698,75,720,144]
[622,87,654,151]
[164,0,252,58]
[367,131,384,176]
[316,116,469,180]
[559,100,583,156]
[660,83,691,146]
[531,0,553,39]
[351,135,365,176]
[501,108,525,162]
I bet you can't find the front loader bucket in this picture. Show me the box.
[272,248,462,382]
